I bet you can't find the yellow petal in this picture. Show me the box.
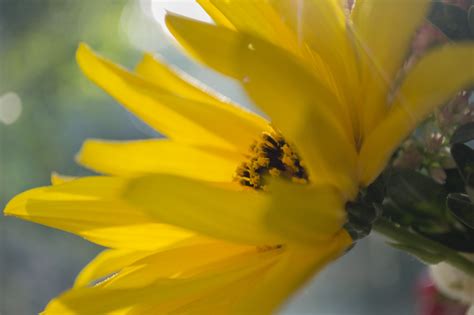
[265,179,347,244]
[118,235,350,315]
[124,174,347,246]
[123,174,282,246]
[4,176,194,250]
[76,43,265,152]
[360,44,474,185]
[271,0,360,114]
[74,237,226,289]
[77,139,238,181]
[101,241,254,289]
[196,0,235,30]
[134,52,269,148]
[196,0,301,57]
[352,0,431,136]
[237,232,352,314]
[166,15,358,197]
[135,53,227,104]
[198,0,359,126]
[50,172,76,185]
[142,248,284,315]
[74,249,152,288]
[43,246,280,314]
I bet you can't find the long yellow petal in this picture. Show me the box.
[123,174,281,246]
[76,43,265,152]
[43,246,280,314]
[50,172,76,185]
[135,53,227,104]
[265,179,347,244]
[166,15,358,197]
[134,53,269,140]
[77,139,238,181]
[352,0,431,136]
[198,0,358,125]
[74,249,152,288]
[237,232,352,314]
[360,44,474,185]
[4,176,194,250]
[139,248,284,315]
[271,0,360,116]
[196,0,301,57]
[195,0,235,30]
[120,235,351,315]
[124,174,347,246]
[74,238,247,290]
[100,241,254,289]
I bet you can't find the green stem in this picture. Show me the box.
[373,217,474,277]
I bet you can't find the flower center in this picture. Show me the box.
[234,130,309,190]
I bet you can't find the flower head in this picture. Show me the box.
[4,0,474,314]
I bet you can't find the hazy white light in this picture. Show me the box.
[150,0,212,35]
[0,92,22,125]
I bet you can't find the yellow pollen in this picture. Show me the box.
[234,130,309,190]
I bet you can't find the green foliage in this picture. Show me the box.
[377,122,474,253]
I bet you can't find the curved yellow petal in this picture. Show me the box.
[352,0,431,136]
[74,249,152,288]
[50,172,76,185]
[237,232,352,314]
[124,174,347,246]
[137,248,284,315]
[265,179,347,244]
[166,14,358,197]
[134,52,269,144]
[123,174,281,246]
[4,176,194,250]
[197,0,359,128]
[271,0,360,115]
[76,43,265,152]
[196,0,235,30]
[74,237,230,289]
[43,246,280,314]
[77,139,238,181]
[104,237,350,315]
[135,53,228,104]
[360,44,474,185]
[197,0,300,57]
[101,241,254,289]
[43,230,349,314]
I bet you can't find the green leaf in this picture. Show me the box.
[447,193,474,228]
[387,170,447,219]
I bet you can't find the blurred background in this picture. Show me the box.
[0,1,425,314]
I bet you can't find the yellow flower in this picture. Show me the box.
[4,0,474,314]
